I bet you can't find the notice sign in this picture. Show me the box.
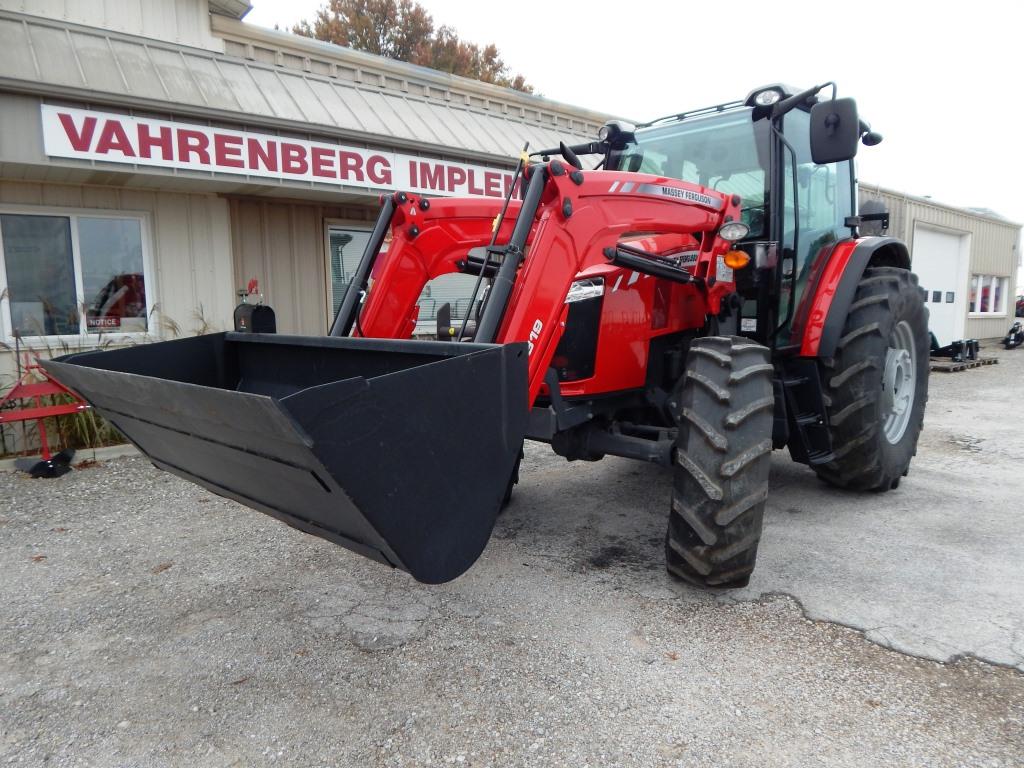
[41,105,517,198]
[86,317,120,330]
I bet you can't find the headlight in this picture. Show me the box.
[598,125,610,141]
[754,89,782,106]
[565,278,605,303]
[718,221,750,242]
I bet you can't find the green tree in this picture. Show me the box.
[293,0,534,93]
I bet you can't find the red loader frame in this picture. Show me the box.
[351,163,743,406]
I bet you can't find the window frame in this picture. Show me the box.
[323,218,375,332]
[968,274,1009,317]
[0,203,156,346]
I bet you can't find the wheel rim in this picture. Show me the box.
[881,320,916,444]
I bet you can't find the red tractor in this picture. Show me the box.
[45,83,929,588]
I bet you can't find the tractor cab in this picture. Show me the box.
[602,84,874,347]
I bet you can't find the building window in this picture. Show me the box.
[0,211,150,340]
[326,225,373,321]
[969,274,1008,315]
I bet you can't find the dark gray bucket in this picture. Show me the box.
[42,333,528,583]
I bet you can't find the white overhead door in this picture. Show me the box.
[911,225,970,346]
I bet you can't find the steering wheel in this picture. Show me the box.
[559,141,583,170]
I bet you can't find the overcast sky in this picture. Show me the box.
[245,0,1024,236]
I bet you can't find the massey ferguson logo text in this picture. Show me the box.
[654,185,717,207]
[630,183,724,209]
[40,105,516,199]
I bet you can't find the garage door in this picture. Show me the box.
[911,225,969,346]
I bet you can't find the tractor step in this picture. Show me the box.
[805,449,835,465]
[777,360,834,468]
[42,333,528,584]
[794,412,823,426]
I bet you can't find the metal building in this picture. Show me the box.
[859,185,1021,345]
[0,0,603,384]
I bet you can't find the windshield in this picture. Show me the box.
[609,108,771,238]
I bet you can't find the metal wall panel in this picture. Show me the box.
[28,23,85,87]
[187,54,243,110]
[861,185,1019,276]
[108,38,167,99]
[146,46,206,104]
[228,197,377,335]
[0,0,225,51]
[71,31,127,91]
[0,17,39,80]
[860,185,1021,339]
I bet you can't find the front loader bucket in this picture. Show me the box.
[41,333,528,584]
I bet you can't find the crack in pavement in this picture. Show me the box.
[727,589,1024,673]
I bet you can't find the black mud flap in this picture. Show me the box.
[42,333,528,584]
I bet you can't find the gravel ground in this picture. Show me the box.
[2,349,1023,767]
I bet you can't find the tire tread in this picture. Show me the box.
[667,336,773,588]
[814,267,929,491]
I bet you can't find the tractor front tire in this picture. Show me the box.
[815,267,929,491]
[666,337,774,589]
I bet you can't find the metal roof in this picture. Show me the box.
[210,0,251,19]
[860,183,1023,230]
[0,10,602,167]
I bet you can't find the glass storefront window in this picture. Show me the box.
[0,215,78,336]
[0,211,150,339]
[80,217,147,333]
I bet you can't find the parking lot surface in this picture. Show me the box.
[2,347,1022,766]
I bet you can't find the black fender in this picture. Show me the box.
[812,236,911,360]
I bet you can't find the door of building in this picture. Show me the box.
[325,224,480,334]
[325,224,373,325]
[911,224,970,346]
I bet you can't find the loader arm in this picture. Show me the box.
[357,163,743,404]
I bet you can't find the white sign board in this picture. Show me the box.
[41,105,517,199]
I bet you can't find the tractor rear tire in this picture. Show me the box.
[815,267,929,491]
[666,336,774,589]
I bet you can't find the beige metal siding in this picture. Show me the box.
[0,0,224,51]
[0,179,234,380]
[228,197,376,335]
[859,185,1021,339]
[0,11,600,169]
[964,315,1014,341]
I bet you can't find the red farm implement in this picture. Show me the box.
[1,356,88,477]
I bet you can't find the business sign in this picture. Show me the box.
[40,105,517,199]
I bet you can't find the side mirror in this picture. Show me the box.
[809,98,860,164]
